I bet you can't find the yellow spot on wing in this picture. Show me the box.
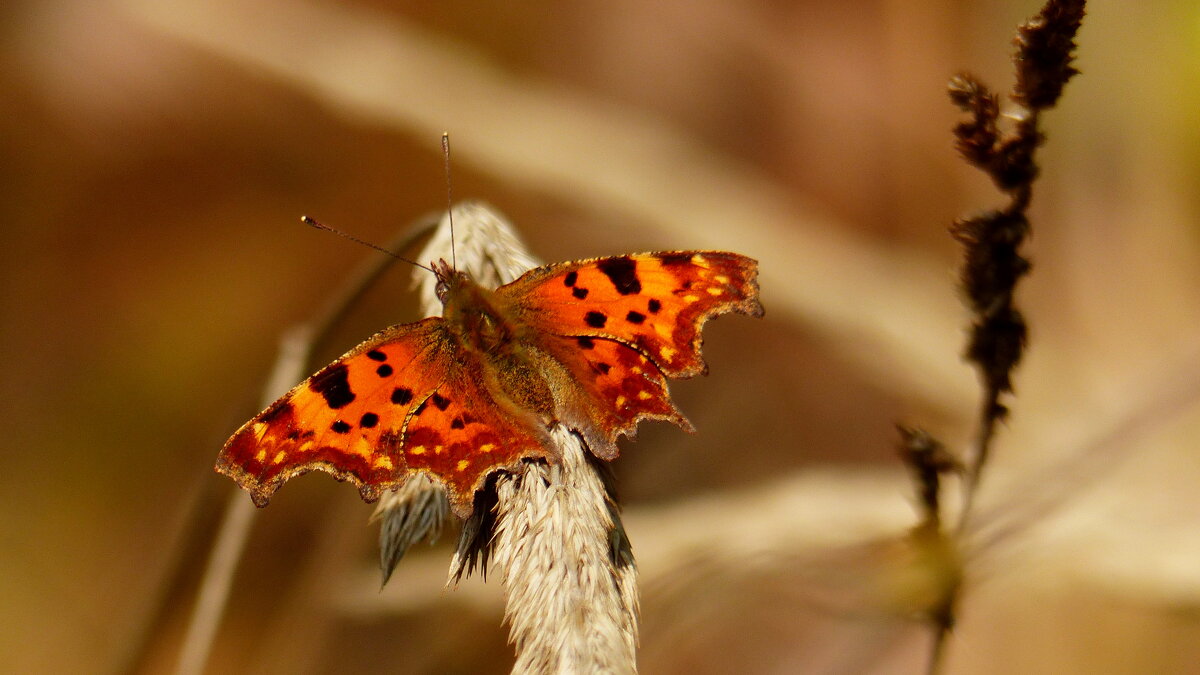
[434,445,445,455]
[615,395,627,407]
[660,346,678,361]
[479,443,495,453]
[299,441,313,453]
[706,287,723,296]
[374,456,394,470]
[272,450,287,465]
[353,437,372,458]
[255,449,267,462]
[714,274,730,284]
[684,295,700,303]
[631,366,642,375]
[253,422,268,441]
[456,459,469,471]
[637,391,652,400]
[410,445,427,455]
[654,322,672,338]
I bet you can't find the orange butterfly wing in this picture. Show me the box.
[217,318,549,516]
[500,251,762,456]
[219,251,761,513]
[398,362,550,517]
[536,333,686,458]
[505,251,762,376]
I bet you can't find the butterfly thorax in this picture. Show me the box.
[434,261,519,356]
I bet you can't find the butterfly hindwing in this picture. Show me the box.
[399,362,551,517]
[536,333,689,459]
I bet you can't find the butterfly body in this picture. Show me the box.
[219,251,762,517]
[435,260,520,355]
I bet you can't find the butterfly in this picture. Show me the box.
[218,250,762,518]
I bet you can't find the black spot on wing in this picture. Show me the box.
[598,256,641,295]
[367,350,387,361]
[432,393,451,411]
[572,287,589,299]
[626,311,646,324]
[577,336,596,349]
[564,271,578,287]
[310,364,355,409]
[260,401,293,423]
[360,412,379,428]
[451,417,465,430]
[648,299,662,314]
[391,387,413,405]
[657,252,694,267]
[331,420,352,434]
[585,311,607,328]
[376,364,394,377]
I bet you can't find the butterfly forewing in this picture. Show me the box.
[218,319,449,506]
[503,251,763,377]
[219,319,556,514]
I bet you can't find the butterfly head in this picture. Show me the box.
[431,258,518,353]
[431,259,467,306]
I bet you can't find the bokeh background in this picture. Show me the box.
[4,1,1199,673]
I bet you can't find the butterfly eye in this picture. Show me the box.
[436,279,450,304]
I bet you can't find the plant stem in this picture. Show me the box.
[174,216,436,675]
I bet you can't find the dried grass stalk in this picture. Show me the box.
[911,2,1087,672]
[491,428,638,674]
[372,473,449,585]
[374,201,639,673]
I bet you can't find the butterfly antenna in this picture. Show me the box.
[300,216,433,273]
[441,132,457,271]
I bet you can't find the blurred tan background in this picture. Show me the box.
[3,0,1199,673]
